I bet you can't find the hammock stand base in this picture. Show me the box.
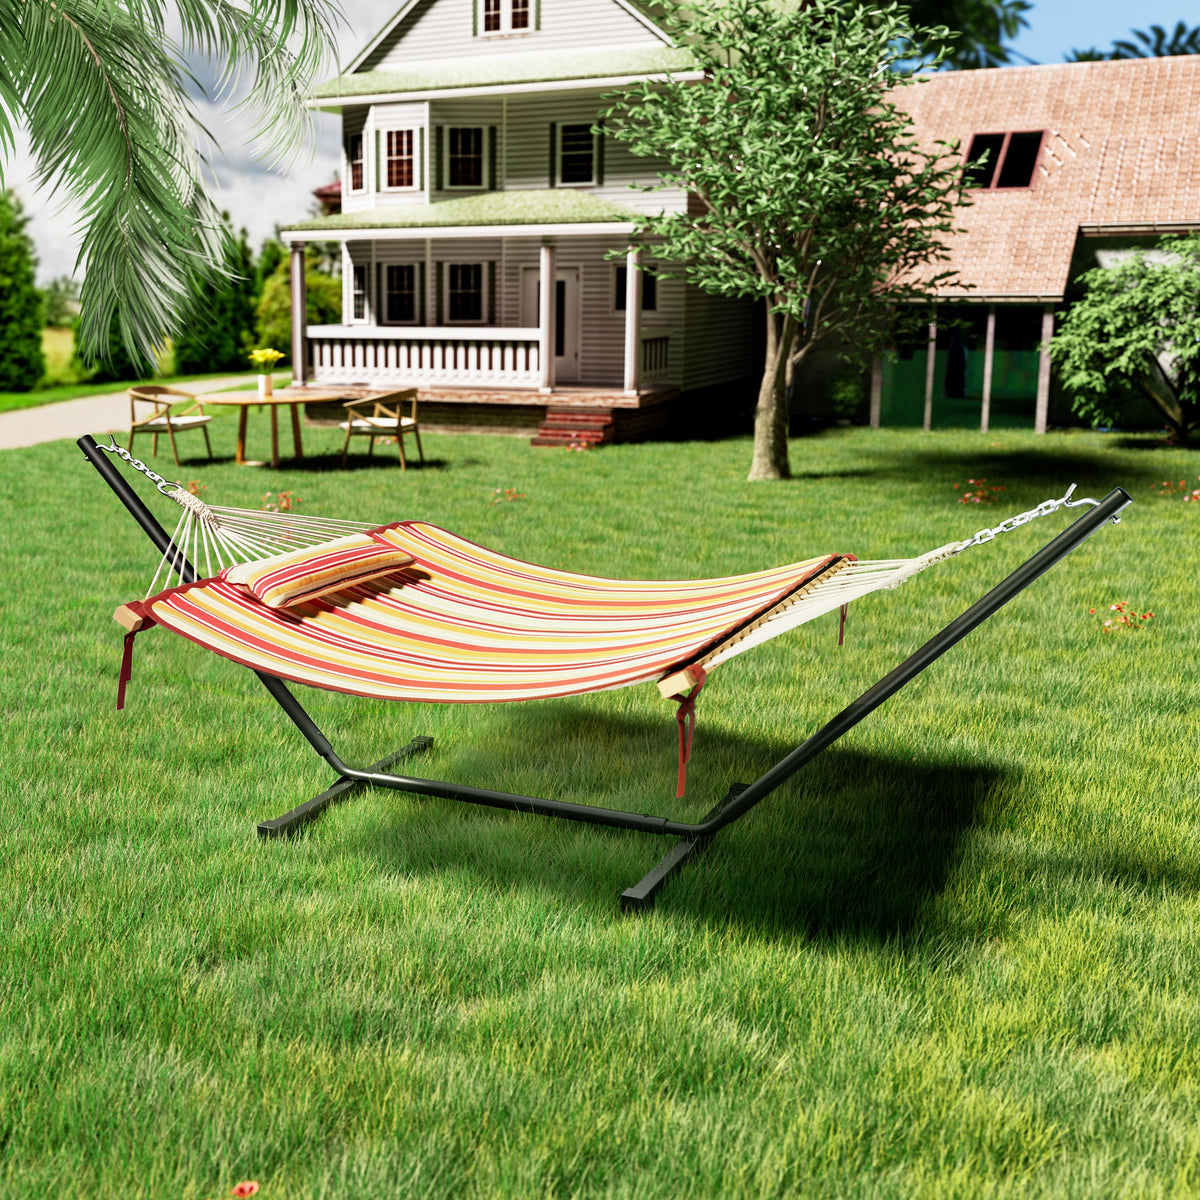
[80,435,1132,910]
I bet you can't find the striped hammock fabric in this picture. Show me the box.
[127,522,856,704]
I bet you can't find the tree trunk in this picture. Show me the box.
[748,311,792,481]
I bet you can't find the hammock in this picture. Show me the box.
[81,434,1131,909]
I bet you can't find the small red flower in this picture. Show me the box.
[231,1183,260,1198]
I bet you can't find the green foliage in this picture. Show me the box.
[79,310,149,384]
[601,0,970,479]
[173,219,257,373]
[0,191,46,391]
[0,0,340,368]
[40,274,80,327]
[1049,236,1200,443]
[1070,21,1200,61]
[254,253,341,363]
[903,0,1031,70]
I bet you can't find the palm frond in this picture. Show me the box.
[3,0,340,362]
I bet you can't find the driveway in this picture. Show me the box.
[0,376,262,452]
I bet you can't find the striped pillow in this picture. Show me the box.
[223,533,414,608]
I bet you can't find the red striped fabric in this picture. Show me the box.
[141,522,842,704]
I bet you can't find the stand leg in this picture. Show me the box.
[620,785,746,912]
[257,736,434,837]
[270,406,280,469]
[236,409,248,465]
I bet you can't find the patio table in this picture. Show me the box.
[200,386,413,468]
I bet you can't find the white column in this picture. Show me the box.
[623,247,642,395]
[289,241,307,386]
[923,315,937,432]
[538,243,556,393]
[1035,305,1054,434]
[869,353,882,429]
[980,304,996,433]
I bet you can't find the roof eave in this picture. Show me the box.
[281,221,637,242]
[306,69,705,110]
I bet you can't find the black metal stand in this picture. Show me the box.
[80,435,1133,908]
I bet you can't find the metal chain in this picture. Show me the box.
[93,434,185,496]
[958,483,1111,551]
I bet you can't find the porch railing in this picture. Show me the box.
[640,330,671,384]
[307,325,541,388]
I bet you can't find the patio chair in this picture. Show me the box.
[339,389,423,469]
[127,385,214,467]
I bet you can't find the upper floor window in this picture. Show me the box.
[965,131,1044,189]
[446,127,486,189]
[481,0,529,35]
[559,125,596,186]
[346,133,365,193]
[385,130,416,190]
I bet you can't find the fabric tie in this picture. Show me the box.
[671,665,707,798]
[116,619,155,710]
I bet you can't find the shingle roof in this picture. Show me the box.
[283,189,639,232]
[897,56,1200,300]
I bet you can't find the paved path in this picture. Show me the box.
[0,376,263,452]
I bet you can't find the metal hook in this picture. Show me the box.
[1060,482,1119,523]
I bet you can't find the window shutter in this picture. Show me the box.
[535,0,541,30]
[488,262,496,324]
[419,262,427,324]
[435,126,443,191]
[548,122,557,188]
[472,0,478,36]
[375,262,383,322]
[488,126,497,190]
[435,261,443,325]
[418,127,425,190]
[596,124,605,187]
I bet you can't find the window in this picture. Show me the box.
[965,131,1044,190]
[346,133,365,193]
[559,125,595,186]
[447,263,484,322]
[447,127,485,188]
[614,266,657,312]
[385,130,415,190]
[351,265,367,320]
[480,0,529,34]
[386,264,418,323]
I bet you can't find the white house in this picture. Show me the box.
[281,0,762,443]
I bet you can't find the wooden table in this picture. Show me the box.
[200,386,405,468]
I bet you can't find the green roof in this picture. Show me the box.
[309,45,699,100]
[283,189,640,233]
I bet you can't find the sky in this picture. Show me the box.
[6,0,1198,284]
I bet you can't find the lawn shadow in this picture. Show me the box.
[331,706,999,940]
[278,453,451,474]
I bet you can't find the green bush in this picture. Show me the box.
[173,222,257,373]
[0,192,46,391]
[254,255,341,364]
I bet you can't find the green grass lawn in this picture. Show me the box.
[2,423,1198,1198]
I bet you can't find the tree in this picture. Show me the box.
[904,0,1031,70]
[254,250,341,364]
[602,0,970,480]
[41,275,80,327]
[1048,235,1200,444]
[0,0,339,367]
[1069,21,1200,61]
[80,310,148,384]
[0,190,45,391]
[173,217,257,373]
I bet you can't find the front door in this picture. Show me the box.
[522,266,580,383]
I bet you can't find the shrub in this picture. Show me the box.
[0,191,46,391]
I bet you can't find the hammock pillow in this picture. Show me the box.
[223,533,414,608]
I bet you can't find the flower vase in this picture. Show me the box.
[258,374,273,398]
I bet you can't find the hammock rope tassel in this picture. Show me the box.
[669,665,707,799]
